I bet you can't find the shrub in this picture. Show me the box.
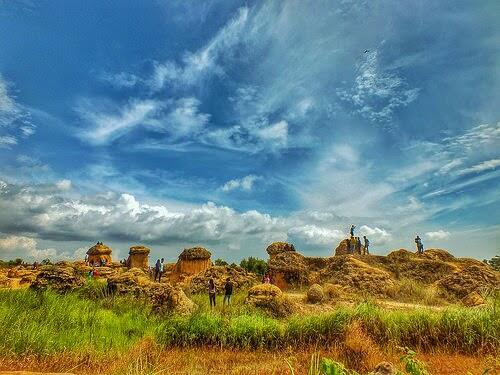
[240,257,268,276]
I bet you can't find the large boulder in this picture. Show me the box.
[188,265,258,294]
[107,268,195,315]
[245,284,294,317]
[31,264,86,292]
[268,251,309,288]
[306,284,324,303]
[319,256,395,296]
[369,362,396,375]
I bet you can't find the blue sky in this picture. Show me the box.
[0,0,498,262]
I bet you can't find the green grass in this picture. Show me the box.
[0,287,498,357]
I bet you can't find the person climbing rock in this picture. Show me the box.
[363,236,370,254]
[223,277,233,306]
[208,278,216,308]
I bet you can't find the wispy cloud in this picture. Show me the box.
[0,73,35,145]
[337,51,420,122]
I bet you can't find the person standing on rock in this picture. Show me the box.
[350,224,356,238]
[223,277,233,307]
[415,235,424,254]
[363,236,370,254]
[208,278,216,308]
[158,258,165,283]
[355,237,362,254]
[154,259,161,282]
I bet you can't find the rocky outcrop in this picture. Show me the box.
[107,268,195,315]
[245,284,294,317]
[31,264,86,292]
[369,362,396,375]
[127,245,150,269]
[266,242,296,257]
[188,265,258,294]
[437,264,500,299]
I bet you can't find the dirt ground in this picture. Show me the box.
[0,346,497,375]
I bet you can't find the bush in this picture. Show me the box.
[214,258,228,266]
[240,257,268,276]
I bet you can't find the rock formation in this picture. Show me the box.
[86,242,112,265]
[306,284,324,303]
[107,268,195,315]
[127,245,150,269]
[245,284,294,317]
[31,263,86,291]
[266,241,296,257]
[334,237,365,256]
[169,247,212,280]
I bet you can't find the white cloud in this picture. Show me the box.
[221,175,261,192]
[0,235,62,260]
[100,71,140,88]
[337,51,420,122]
[457,159,500,175]
[288,225,344,246]
[162,97,210,139]
[358,225,392,245]
[55,179,72,191]
[0,73,35,143]
[425,230,451,240]
[78,99,161,145]
[0,135,17,148]
[150,7,249,89]
[255,120,288,149]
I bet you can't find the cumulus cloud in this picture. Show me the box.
[288,225,344,246]
[425,230,451,240]
[358,225,392,245]
[0,235,61,260]
[221,175,262,192]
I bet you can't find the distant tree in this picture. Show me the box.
[41,258,52,265]
[240,257,268,276]
[229,262,238,268]
[214,258,228,266]
[484,255,500,271]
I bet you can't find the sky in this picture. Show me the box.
[0,0,498,263]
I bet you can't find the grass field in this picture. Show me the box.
[0,284,498,374]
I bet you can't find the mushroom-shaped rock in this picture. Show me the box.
[268,251,309,289]
[266,242,295,257]
[87,242,112,265]
[306,283,325,303]
[128,245,150,269]
[245,284,294,317]
[175,247,212,275]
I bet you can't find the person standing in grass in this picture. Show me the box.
[208,278,216,308]
[223,277,233,307]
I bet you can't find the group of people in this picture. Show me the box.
[347,225,370,255]
[207,277,233,308]
[154,258,165,282]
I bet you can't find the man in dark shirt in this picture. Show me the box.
[223,277,233,306]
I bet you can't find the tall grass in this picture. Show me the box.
[0,288,497,357]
